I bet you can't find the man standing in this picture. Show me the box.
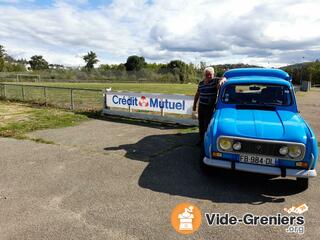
[193,67,224,144]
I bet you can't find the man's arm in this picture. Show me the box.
[193,90,199,111]
[218,77,227,89]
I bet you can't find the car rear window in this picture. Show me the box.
[222,84,292,106]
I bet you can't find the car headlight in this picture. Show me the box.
[288,145,302,158]
[279,146,289,155]
[219,138,233,151]
[233,141,242,151]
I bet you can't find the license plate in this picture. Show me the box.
[239,155,276,166]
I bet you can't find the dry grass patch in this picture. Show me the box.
[0,101,88,142]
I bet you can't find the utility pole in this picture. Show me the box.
[300,57,305,86]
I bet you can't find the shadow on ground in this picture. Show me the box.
[79,110,194,130]
[104,132,305,205]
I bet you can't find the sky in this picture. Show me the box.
[0,0,319,67]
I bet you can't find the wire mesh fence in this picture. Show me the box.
[0,83,103,111]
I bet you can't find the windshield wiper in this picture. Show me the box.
[236,104,276,110]
[236,101,251,105]
[235,101,279,108]
[258,102,282,106]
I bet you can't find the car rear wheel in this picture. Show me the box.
[297,178,309,190]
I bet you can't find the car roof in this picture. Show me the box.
[223,68,291,81]
[224,76,292,87]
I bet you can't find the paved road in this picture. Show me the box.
[0,90,319,239]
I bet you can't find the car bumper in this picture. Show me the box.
[203,157,317,178]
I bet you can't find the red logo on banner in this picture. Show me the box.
[138,96,149,107]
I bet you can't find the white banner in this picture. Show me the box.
[106,91,194,115]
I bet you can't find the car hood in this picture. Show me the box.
[215,108,308,143]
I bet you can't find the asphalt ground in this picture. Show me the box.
[0,89,319,239]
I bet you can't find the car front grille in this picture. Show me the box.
[238,140,282,157]
[217,136,306,160]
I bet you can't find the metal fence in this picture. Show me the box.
[0,83,103,111]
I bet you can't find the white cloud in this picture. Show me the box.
[0,0,319,67]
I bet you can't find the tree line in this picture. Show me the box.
[1,44,319,84]
[281,61,320,85]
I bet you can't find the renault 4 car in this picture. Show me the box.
[201,68,318,189]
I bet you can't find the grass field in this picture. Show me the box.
[5,82,198,95]
[0,100,88,142]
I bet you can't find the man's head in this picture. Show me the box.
[204,67,215,81]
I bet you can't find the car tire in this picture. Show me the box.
[297,178,309,190]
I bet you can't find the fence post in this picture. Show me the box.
[70,89,74,110]
[43,87,47,106]
[3,84,6,98]
[160,107,164,116]
[21,85,25,101]
[104,88,112,109]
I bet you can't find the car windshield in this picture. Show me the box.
[222,84,292,106]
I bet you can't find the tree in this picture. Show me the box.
[125,55,146,71]
[0,58,4,72]
[29,55,49,70]
[0,45,5,71]
[308,61,320,85]
[98,64,111,72]
[0,45,5,59]
[3,62,26,72]
[116,63,126,71]
[199,61,206,71]
[167,60,188,83]
[83,51,99,70]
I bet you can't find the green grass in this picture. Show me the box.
[0,100,88,142]
[6,82,198,95]
[177,126,199,133]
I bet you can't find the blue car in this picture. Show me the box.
[202,68,318,189]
